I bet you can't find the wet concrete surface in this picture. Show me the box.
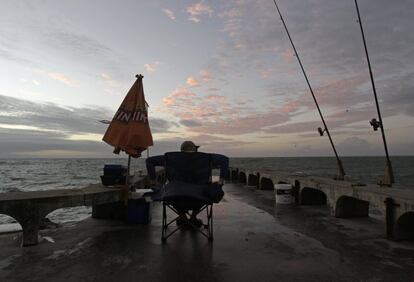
[0,183,413,282]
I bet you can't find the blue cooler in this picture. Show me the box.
[127,198,152,224]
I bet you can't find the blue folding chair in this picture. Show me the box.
[161,152,215,242]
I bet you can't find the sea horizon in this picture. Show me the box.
[1,155,413,160]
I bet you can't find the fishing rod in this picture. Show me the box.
[354,0,394,186]
[271,0,345,180]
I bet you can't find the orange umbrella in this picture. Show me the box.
[103,74,153,158]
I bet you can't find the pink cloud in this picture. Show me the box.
[200,69,211,83]
[186,2,213,23]
[37,70,78,87]
[312,75,370,107]
[281,100,301,113]
[194,111,289,135]
[206,94,225,101]
[186,76,200,87]
[260,68,273,79]
[144,61,160,73]
[162,87,197,107]
[100,73,112,81]
[163,8,176,21]
[161,86,291,135]
[282,48,295,64]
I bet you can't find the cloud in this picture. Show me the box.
[144,61,160,73]
[163,8,176,21]
[149,117,178,133]
[100,73,113,81]
[337,136,377,156]
[48,72,79,87]
[264,121,323,134]
[46,30,111,59]
[146,134,251,156]
[0,94,179,157]
[161,86,290,135]
[180,119,202,127]
[200,69,211,82]
[0,11,129,85]
[162,87,196,107]
[36,69,79,87]
[0,94,111,134]
[186,76,200,87]
[186,2,213,23]
[207,0,414,126]
[184,70,213,88]
[0,94,176,139]
[0,127,112,158]
[208,87,220,92]
[282,48,295,64]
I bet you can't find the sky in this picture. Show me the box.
[0,0,413,158]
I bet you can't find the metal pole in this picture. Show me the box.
[354,0,394,186]
[272,0,345,180]
[127,154,131,188]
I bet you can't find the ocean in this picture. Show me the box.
[1,157,413,228]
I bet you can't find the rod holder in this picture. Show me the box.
[334,159,345,180]
[378,160,395,187]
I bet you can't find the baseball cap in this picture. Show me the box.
[180,141,200,152]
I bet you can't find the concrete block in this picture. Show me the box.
[247,174,259,187]
[260,177,274,191]
[335,196,369,218]
[300,187,327,205]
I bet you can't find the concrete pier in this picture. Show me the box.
[1,183,413,282]
[232,167,414,241]
[0,184,126,246]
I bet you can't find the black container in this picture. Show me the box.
[100,175,127,186]
[101,164,127,186]
[103,164,127,176]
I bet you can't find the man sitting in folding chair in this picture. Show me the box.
[146,141,229,241]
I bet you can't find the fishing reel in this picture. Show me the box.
[317,127,326,136]
[369,118,381,131]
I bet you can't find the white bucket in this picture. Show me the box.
[275,184,293,204]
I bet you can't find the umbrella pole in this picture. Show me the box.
[122,154,132,205]
[127,155,131,188]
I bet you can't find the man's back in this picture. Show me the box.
[164,152,212,184]
[146,150,229,184]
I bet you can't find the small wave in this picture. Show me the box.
[10,177,25,181]
[37,181,60,185]
[71,176,91,180]
[2,187,22,193]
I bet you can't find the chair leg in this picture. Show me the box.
[161,202,214,242]
[162,202,167,242]
[207,204,213,242]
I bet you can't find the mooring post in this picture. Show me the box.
[293,180,300,205]
[384,197,400,239]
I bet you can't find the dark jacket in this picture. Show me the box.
[146,152,229,181]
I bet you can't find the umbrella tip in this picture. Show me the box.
[136,74,144,79]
